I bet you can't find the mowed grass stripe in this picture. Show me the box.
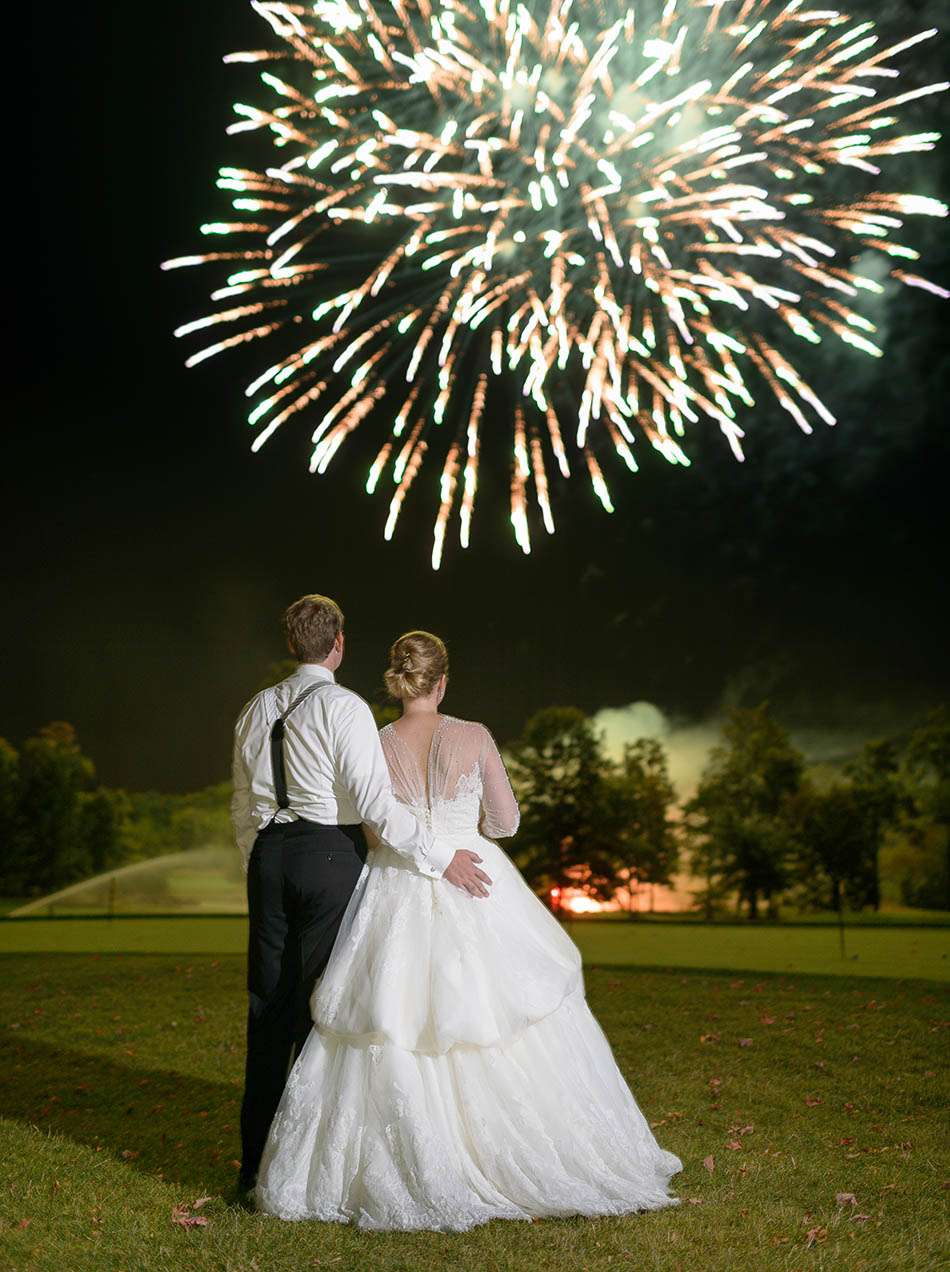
[1,916,948,980]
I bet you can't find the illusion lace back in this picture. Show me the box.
[256,715,683,1230]
[379,715,521,840]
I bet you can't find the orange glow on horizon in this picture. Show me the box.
[560,889,621,915]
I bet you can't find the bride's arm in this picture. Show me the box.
[478,726,520,838]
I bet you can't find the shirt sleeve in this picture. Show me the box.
[230,722,257,872]
[335,696,455,878]
[478,725,520,839]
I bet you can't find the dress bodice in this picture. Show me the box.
[379,715,519,841]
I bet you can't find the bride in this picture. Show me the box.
[255,631,683,1231]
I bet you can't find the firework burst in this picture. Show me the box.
[165,0,947,568]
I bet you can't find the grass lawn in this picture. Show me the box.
[0,948,947,1272]
[2,916,948,981]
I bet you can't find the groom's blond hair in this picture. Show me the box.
[283,594,344,663]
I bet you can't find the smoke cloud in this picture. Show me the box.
[591,701,873,801]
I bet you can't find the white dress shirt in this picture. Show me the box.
[230,663,454,879]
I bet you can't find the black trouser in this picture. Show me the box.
[239,818,367,1186]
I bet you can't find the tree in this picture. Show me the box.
[607,738,679,915]
[894,708,950,910]
[0,738,22,893]
[16,723,95,894]
[685,705,804,920]
[507,707,619,903]
[77,788,124,876]
[120,783,231,862]
[790,781,878,914]
[844,739,907,911]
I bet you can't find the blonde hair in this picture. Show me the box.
[283,594,344,662]
[385,631,448,700]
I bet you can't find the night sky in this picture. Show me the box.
[6,2,949,793]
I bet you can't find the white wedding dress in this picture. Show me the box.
[255,715,683,1230]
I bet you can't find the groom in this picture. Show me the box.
[229,593,491,1197]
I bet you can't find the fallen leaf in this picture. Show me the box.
[804,1095,823,1107]
[121,1149,140,1161]
[835,1192,858,1207]
[171,1204,210,1229]
[16,1219,30,1229]
[703,1155,715,1173]
[804,1225,828,1248]
[760,1013,776,1025]
[738,1038,753,1047]
[685,1198,705,1205]
[192,1196,213,1210]
[851,1213,871,1224]
[699,1032,720,1044]
[726,1140,742,1150]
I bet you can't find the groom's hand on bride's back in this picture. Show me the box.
[443,850,492,898]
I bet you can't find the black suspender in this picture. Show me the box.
[269,681,328,812]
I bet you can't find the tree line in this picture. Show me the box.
[506,704,949,918]
[0,723,229,900]
[0,704,946,916]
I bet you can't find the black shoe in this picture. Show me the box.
[227,1177,257,1211]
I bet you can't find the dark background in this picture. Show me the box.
[5,2,948,791]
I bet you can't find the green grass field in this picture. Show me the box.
[1,928,947,1271]
[2,916,947,981]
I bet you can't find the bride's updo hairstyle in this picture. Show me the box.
[384,631,448,701]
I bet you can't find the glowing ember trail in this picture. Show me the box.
[165,0,947,567]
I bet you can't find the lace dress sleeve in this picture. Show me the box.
[478,725,520,839]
